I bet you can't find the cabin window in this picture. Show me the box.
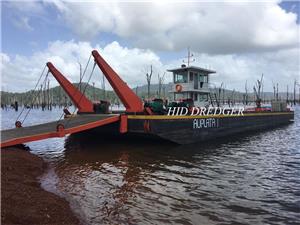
[198,74,208,83]
[199,75,204,82]
[174,72,187,83]
[198,94,208,101]
[175,93,185,100]
[189,72,194,81]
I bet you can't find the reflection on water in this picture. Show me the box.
[1,107,300,224]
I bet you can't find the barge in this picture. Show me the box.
[69,50,294,144]
[1,50,294,147]
[124,63,294,144]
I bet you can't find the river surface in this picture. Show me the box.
[1,106,300,225]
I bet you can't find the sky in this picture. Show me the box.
[1,0,299,93]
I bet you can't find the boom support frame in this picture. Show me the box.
[92,50,144,113]
[46,62,94,113]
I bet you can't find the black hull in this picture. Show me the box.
[127,112,294,144]
[74,112,294,144]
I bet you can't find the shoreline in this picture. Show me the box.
[1,146,80,225]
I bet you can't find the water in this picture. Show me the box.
[1,107,300,225]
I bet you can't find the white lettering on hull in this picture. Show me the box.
[193,118,219,129]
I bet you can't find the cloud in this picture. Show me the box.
[50,1,299,54]
[0,40,162,92]
[12,17,34,31]
[163,47,300,91]
[5,1,45,14]
[1,2,299,95]
[197,48,300,91]
[1,40,299,94]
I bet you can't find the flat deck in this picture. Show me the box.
[1,114,120,148]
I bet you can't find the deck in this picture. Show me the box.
[1,114,120,148]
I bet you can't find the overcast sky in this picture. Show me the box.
[1,0,299,92]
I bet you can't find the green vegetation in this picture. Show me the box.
[1,82,298,107]
[0,83,119,107]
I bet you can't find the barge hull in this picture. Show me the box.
[127,112,294,144]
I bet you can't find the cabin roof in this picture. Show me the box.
[167,65,216,74]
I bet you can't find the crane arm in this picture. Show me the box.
[91,50,144,113]
[46,62,94,113]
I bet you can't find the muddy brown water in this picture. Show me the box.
[1,107,299,225]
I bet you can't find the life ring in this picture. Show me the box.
[56,124,65,132]
[175,84,182,92]
[15,121,22,128]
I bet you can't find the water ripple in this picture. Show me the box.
[2,106,300,224]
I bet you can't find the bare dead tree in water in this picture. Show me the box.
[276,83,279,101]
[286,85,289,104]
[298,85,300,104]
[231,89,235,106]
[214,92,219,107]
[253,74,264,108]
[218,83,223,106]
[261,80,264,103]
[145,65,153,100]
[39,84,43,108]
[102,73,106,100]
[213,83,223,107]
[157,72,165,99]
[244,80,248,105]
[222,84,226,105]
[209,93,215,107]
[272,81,276,100]
[293,80,297,105]
[42,83,47,110]
[57,86,60,107]
[47,79,50,110]
[295,81,300,104]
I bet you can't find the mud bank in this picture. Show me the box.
[1,147,80,225]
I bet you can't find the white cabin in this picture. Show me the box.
[167,65,216,106]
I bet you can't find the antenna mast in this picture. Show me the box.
[183,47,195,66]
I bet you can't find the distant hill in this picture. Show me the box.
[0,82,173,106]
[1,82,299,106]
[1,83,118,106]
